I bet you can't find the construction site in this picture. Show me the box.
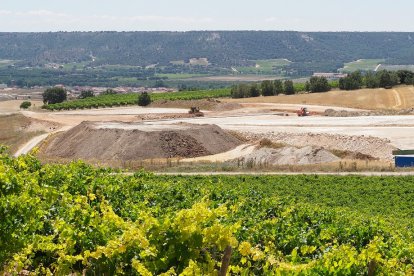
[1,86,414,172]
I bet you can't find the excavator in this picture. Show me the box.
[297,107,311,117]
[188,107,204,117]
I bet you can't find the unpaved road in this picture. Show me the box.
[14,134,50,157]
[14,125,72,157]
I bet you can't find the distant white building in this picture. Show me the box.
[0,83,7,89]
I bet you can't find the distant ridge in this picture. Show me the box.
[1,31,413,67]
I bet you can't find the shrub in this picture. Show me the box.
[20,101,31,109]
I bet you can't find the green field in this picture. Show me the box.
[0,59,16,68]
[43,88,231,110]
[236,59,291,74]
[2,150,414,274]
[340,59,385,72]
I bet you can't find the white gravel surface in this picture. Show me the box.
[134,114,414,149]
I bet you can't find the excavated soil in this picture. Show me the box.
[238,146,340,166]
[41,122,241,160]
[240,131,397,160]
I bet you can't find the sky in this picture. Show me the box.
[0,0,413,32]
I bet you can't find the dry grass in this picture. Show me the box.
[0,114,44,153]
[0,100,44,114]
[257,138,285,149]
[36,154,400,173]
[225,85,414,110]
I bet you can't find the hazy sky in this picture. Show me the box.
[1,0,413,32]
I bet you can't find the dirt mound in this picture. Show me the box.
[238,146,340,166]
[160,132,209,157]
[41,122,241,160]
[240,131,397,160]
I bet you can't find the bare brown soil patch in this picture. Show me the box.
[40,122,242,161]
[0,114,57,153]
[239,131,396,161]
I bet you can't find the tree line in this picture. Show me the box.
[232,69,414,99]
[339,70,414,90]
[231,77,331,98]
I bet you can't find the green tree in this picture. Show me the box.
[78,90,94,99]
[261,80,275,96]
[274,80,284,95]
[249,83,260,97]
[304,81,310,92]
[231,84,248,98]
[308,76,331,93]
[364,72,380,88]
[377,70,399,88]
[20,101,31,109]
[283,80,295,95]
[339,71,363,90]
[138,92,151,106]
[42,87,67,104]
[397,70,414,84]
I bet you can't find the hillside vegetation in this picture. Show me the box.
[1,32,414,68]
[2,150,414,274]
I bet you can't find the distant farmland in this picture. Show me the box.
[339,59,384,72]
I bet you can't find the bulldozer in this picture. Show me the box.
[188,107,204,117]
[297,107,310,117]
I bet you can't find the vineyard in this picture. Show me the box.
[42,89,231,111]
[2,148,414,274]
